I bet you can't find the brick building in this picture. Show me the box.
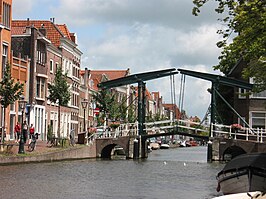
[11,19,82,139]
[226,59,266,129]
[0,0,29,140]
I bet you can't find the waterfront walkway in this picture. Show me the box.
[0,139,95,165]
[1,140,70,155]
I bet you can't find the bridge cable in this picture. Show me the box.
[170,74,178,136]
[199,104,211,126]
[178,74,186,119]
[214,88,254,133]
[170,75,176,123]
[173,74,177,114]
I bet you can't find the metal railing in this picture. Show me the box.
[85,119,266,144]
[211,123,266,143]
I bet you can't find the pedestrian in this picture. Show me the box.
[14,122,21,143]
[29,124,35,142]
[22,121,28,143]
[70,129,75,146]
[87,126,92,138]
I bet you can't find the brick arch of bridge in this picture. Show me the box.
[95,136,131,158]
[218,138,266,160]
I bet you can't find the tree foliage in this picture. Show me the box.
[48,66,70,138]
[93,89,128,124]
[193,0,266,91]
[0,63,24,142]
[48,66,70,106]
[0,63,24,108]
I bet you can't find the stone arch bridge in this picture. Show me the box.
[95,136,134,159]
[212,137,266,161]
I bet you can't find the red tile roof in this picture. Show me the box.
[90,70,129,81]
[163,103,181,119]
[12,20,73,47]
[57,24,71,39]
[79,69,130,91]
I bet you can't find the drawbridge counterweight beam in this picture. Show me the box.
[97,68,179,136]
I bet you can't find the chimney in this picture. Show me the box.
[39,24,47,36]
[84,68,88,86]
[50,17,55,23]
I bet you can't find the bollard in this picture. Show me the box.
[133,138,139,159]
[207,140,213,162]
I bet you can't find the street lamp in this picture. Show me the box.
[81,99,88,132]
[18,95,27,154]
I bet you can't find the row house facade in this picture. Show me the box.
[134,87,168,122]
[162,103,181,121]
[11,19,82,140]
[0,0,30,141]
[0,0,12,138]
[226,59,266,130]
[152,92,164,118]
[79,69,131,128]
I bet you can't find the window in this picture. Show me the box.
[37,42,46,65]
[2,44,8,78]
[252,90,266,99]
[36,77,46,99]
[238,88,247,99]
[10,103,15,111]
[50,59,54,73]
[55,62,59,72]
[250,78,266,99]
[65,60,68,73]
[251,112,266,129]
[3,3,11,28]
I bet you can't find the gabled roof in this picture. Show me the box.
[227,58,247,79]
[80,69,130,92]
[152,92,160,100]
[163,103,181,119]
[12,20,73,47]
[90,69,130,81]
[57,24,71,39]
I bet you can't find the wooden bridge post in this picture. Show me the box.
[133,137,139,159]
[207,140,213,162]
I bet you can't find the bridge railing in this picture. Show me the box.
[86,123,138,143]
[211,123,266,143]
[144,119,209,135]
[86,120,266,144]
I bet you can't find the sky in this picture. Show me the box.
[13,0,224,119]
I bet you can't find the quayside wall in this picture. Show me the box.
[0,144,97,165]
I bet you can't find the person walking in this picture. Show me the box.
[70,129,75,146]
[29,124,35,143]
[14,122,21,143]
[22,121,28,143]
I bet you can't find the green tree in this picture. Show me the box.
[0,63,24,142]
[193,0,266,91]
[93,90,129,124]
[127,105,136,123]
[48,66,70,139]
[93,89,114,119]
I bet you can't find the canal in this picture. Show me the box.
[0,146,224,199]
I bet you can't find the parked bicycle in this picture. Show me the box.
[28,133,39,152]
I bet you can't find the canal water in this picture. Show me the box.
[0,146,224,199]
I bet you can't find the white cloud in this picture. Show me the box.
[55,0,219,29]
[12,0,223,119]
[13,0,35,16]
